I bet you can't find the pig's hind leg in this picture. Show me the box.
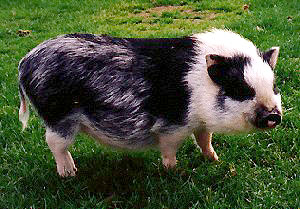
[45,125,78,177]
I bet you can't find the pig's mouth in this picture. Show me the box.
[254,113,282,129]
[253,106,282,129]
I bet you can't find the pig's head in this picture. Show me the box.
[204,47,282,133]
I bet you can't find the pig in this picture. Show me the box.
[18,29,282,177]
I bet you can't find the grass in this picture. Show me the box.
[0,0,299,208]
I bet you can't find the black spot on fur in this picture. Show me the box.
[208,54,256,106]
[127,37,196,125]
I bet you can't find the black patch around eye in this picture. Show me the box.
[209,55,256,105]
[216,83,255,110]
[273,83,279,95]
[226,84,255,101]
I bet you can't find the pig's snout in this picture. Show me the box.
[255,106,282,129]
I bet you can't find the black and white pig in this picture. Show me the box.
[19,29,282,177]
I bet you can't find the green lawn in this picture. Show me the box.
[0,0,299,208]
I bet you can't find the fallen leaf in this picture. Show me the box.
[243,4,250,11]
[17,30,32,37]
[256,26,263,31]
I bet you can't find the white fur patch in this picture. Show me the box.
[192,29,259,58]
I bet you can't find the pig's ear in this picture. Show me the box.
[205,54,228,86]
[262,47,279,69]
[205,54,226,68]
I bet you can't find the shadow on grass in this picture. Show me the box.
[14,147,232,208]
[77,154,148,195]
[12,154,151,207]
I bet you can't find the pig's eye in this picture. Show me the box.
[273,83,279,95]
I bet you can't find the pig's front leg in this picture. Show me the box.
[194,130,219,161]
[158,135,184,169]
